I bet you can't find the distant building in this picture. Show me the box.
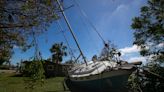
[21,60,72,77]
[44,61,72,77]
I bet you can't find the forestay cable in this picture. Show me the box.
[72,0,106,44]
[56,20,76,60]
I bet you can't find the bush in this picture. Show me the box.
[21,60,45,89]
[0,65,9,70]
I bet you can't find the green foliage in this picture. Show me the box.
[131,0,164,56]
[50,42,67,63]
[0,0,60,64]
[22,60,45,90]
[0,64,10,69]
[131,0,164,66]
[0,29,26,65]
[128,68,164,92]
[23,61,45,78]
[130,0,164,91]
[128,74,142,92]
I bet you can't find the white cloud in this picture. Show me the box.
[119,45,140,56]
[119,45,147,64]
[112,4,128,16]
[94,0,146,44]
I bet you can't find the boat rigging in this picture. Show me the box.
[72,0,106,44]
[55,0,142,92]
[56,0,88,65]
[56,20,76,60]
[56,0,110,65]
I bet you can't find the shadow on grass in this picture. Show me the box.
[11,73,23,77]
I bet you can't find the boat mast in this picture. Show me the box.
[56,0,87,65]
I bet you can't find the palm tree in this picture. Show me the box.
[50,42,67,64]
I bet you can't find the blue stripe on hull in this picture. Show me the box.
[65,74,130,92]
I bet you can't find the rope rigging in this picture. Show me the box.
[72,0,106,45]
[72,0,112,60]
[56,0,111,65]
[55,20,76,60]
[71,1,101,55]
[56,0,88,65]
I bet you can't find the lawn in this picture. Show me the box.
[0,72,69,92]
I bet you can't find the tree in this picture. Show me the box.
[130,0,164,91]
[0,0,60,65]
[131,0,163,58]
[132,0,164,71]
[50,42,67,64]
[0,29,26,65]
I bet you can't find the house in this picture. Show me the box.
[20,60,72,77]
[44,61,72,77]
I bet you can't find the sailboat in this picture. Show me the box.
[64,45,141,92]
[65,61,140,92]
[56,0,142,92]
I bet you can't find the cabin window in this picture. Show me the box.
[47,65,54,70]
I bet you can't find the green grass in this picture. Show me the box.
[0,73,68,92]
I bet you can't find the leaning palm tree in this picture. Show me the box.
[50,42,67,64]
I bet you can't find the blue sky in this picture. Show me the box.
[12,0,148,64]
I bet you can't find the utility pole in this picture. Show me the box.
[56,0,87,65]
